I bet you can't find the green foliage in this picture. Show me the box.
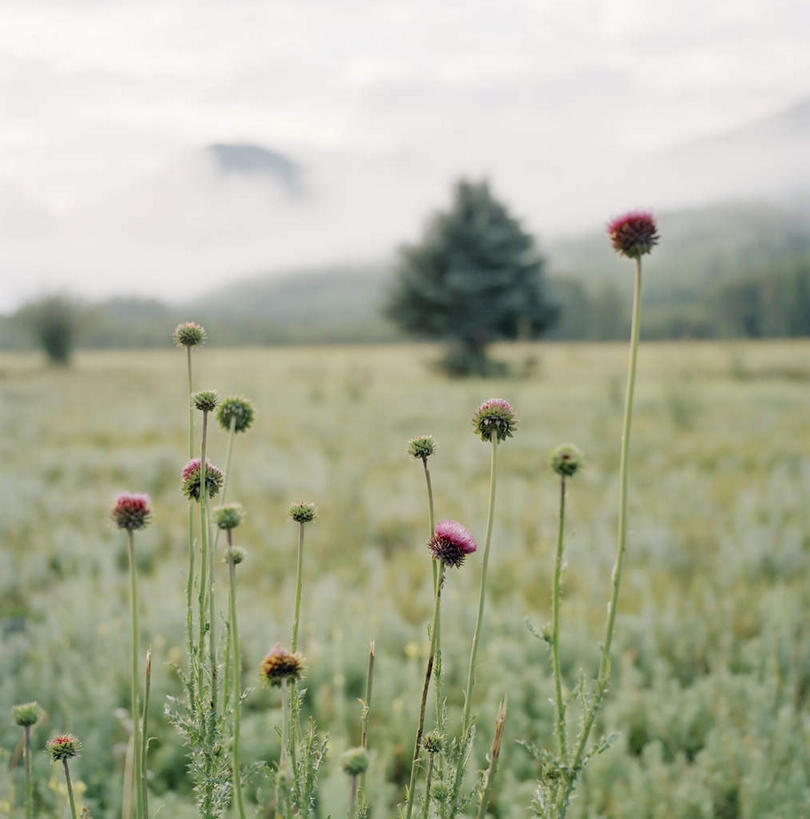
[14,294,82,365]
[386,178,557,374]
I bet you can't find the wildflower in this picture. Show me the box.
[214,503,243,530]
[46,734,80,761]
[192,390,218,412]
[216,396,255,433]
[408,435,436,461]
[289,502,317,523]
[607,211,659,259]
[423,731,444,754]
[181,458,224,501]
[111,493,151,530]
[472,399,517,442]
[340,747,369,776]
[12,702,40,727]
[428,520,478,568]
[550,444,584,478]
[228,546,246,565]
[173,322,206,347]
[260,643,304,686]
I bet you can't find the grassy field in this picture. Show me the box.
[2,340,810,818]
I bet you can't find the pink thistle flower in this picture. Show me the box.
[260,642,304,687]
[112,493,151,530]
[472,398,517,442]
[607,211,659,259]
[428,520,478,568]
[181,457,224,502]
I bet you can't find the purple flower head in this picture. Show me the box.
[607,211,659,259]
[181,458,224,502]
[260,642,304,687]
[429,520,478,568]
[472,398,517,442]
[112,492,151,530]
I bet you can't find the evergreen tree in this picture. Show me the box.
[386,178,557,375]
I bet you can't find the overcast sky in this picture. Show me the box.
[0,0,808,305]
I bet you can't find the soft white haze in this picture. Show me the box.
[0,0,808,308]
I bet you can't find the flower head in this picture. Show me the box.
[550,444,584,478]
[173,322,206,347]
[12,701,41,727]
[46,734,80,761]
[112,493,151,530]
[228,546,246,566]
[289,502,317,524]
[192,390,218,413]
[217,396,255,434]
[423,730,444,754]
[472,399,517,442]
[214,503,244,530]
[181,458,224,502]
[408,435,436,461]
[428,520,478,568]
[607,211,659,259]
[340,747,369,776]
[260,643,304,687]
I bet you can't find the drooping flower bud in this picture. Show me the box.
[289,502,317,524]
[216,396,255,433]
[607,211,659,259]
[173,322,206,347]
[214,503,244,530]
[408,435,436,461]
[428,520,478,568]
[549,444,584,478]
[46,734,80,761]
[12,702,41,727]
[260,643,304,687]
[181,458,224,501]
[112,493,151,530]
[192,390,218,413]
[340,746,369,776]
[472,399,517,442]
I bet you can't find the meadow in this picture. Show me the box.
[2,339,810,818]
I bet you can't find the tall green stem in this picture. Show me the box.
[292,522,305,653]
[127,530,143,819]
[357,640,375,813]
[551,476,567,759]
[24,726,32,819]
[228,531,247,819]
[475,699,507,819]
[185,347,196,701]
[197,412,209,700]
[206,421,218,747]
[404,562,446,819]
[451,437,499,811]
[62,760,78,819]
[420,753,436,819]
[560,257,643,815]
[141,649,151,818]
[421,458,441,724]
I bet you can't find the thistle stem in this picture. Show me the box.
[551,476,567,759]
[422,458,441,724]
[141,649,151,818]
[24,726,32,819]
[292,522,305,653]
[197,412,209,698]
[561,257,643,815]
[451,436,499,810]
[62,760,78,819]
[357,640,375,813]
[205,421,218,748]
[127,530,144,819]
[185,346,196,702]
[227,531,247,819]
[475,699,507,819]
[348,775,358,818]
[420,753,436,819]
[404,562,446,819]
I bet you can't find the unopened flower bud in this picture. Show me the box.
[408,435,436,461]
[340,746,369,776]
[173,322,206,347]
[423,730,444,754]
[214,503,244,530]
[192,390,218,412]
[46,734,80,761]
[12,702,40,727]
[228,546,246,566]
[549,444,583,478]
[289,502,317,524]
[472,399,517,442]
[217,396,255,433]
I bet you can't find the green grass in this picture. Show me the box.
[2,340,810,817]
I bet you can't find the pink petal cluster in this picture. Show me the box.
[607,211,659,259]
[111,492,151,530]
[429,520,478,568]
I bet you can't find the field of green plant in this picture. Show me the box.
[2,339,810,818]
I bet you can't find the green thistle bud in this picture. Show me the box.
[173,321,206,347]
[472,398,517,442]
[46,734,80,761]
[550,444,584,477]
[228,546,246,566]
[12,701,40,727]
[408,435,436,461]
[423,730,444,754]
[181,458,224,502]
[192,390,218,412]
[216,396,255,433]
[214,503,244,530]
[340,746,369,776]
[289,502,317,523]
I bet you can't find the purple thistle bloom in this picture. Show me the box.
[472,398,517,442]
[429,520,478,568]
[112,493,151,530]
[181,457,224,502]
[607,211,659,259]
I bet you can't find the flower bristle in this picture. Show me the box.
[607,211,659,259]
[472,398,517,442]
[428,519,478,568]
[112,493,151,530]
[181,458,224,502]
